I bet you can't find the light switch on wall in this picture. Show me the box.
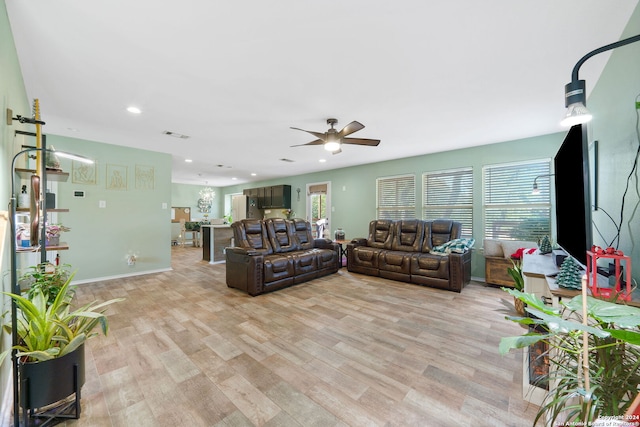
[99,200,106,208]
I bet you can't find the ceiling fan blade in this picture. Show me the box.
[342,137,381,146]
[338,121,364,138]
[290,127,326,141]
[290,139,324,147]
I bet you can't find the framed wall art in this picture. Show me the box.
[106,164,127,191]
[72,160,97,185]
[135,164,155,190]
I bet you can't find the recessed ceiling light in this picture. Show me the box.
[231,177,237,180]
[319,159,327,163]
[185,159,193,163]
[251,173,257,176]
[127,106,142,114]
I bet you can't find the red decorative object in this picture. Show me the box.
[586,246,632,301]
[510,247,537,260]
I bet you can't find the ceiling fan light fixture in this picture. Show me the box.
[324,141,341,152]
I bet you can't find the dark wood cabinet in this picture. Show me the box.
[244,185,291,209]
[269,185,291,209]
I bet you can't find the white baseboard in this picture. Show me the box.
[71,267,173,285]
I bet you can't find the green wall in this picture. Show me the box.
[587,4,640,286]
[38,135,173,282]
[0,0,31,414]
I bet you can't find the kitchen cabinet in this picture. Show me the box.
[244,185,291,209]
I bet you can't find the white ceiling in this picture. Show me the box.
[6,1,639,187]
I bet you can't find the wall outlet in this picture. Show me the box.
[99,200,106,208]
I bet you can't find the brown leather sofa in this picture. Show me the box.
[226,218,340,296]
[347,219,472,292]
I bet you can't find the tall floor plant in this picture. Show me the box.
[500,289,640,426]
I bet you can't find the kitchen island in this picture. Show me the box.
[201,224,234,264]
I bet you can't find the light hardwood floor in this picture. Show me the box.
[55,246,539,427]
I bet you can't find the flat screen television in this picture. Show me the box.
[554,124,593,266]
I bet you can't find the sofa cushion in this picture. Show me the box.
[483,239,504,257]
[291,218,315,250]
[367,220,393,249]
[350,246,382,271]
[391,219,424,252]
[263,254,295,283]
[378,250,411,275]
[267,218,298,253]
[431,220,457,247]
[232,219,272,254]
[410,253,450,279]
[292,250,318,275]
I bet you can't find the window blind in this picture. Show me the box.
[423,168,473,237]
[483,160,551,241]
[377,174,416,220]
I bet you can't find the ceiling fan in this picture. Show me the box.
[290,118,381,154]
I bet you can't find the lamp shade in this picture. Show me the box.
[561,102,592,127]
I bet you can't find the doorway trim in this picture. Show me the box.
[306,181,331,238]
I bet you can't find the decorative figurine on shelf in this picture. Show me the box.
[556,256,583,290]
[46,145,62,171]
[538,235,553,255]
[18,185,30,208]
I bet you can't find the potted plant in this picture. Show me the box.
[19,262,71,306]
[506,259,525,315]
[500,289,640,426]
[1,270,123,422]
[45,223,71,246]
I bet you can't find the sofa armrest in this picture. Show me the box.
[313,238,335,249]
[349,238,368,246]
[314,239,340,261]
[225,246,259,256]
[448,250,472,292]
[225,247,265,296]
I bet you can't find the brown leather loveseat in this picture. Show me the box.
[226,218,340,296]
[347,219,472,292]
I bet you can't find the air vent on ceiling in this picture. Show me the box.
[162,130,190,139]
[279,158,295,163]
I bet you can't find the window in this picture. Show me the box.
[422,167,473,237]
[377,174,416,219]
[483,160,551,241]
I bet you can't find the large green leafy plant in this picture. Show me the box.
[2,271,123,363]
[500,289,640,426]
[506,259,524,291]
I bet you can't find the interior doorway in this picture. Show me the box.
[306,182,331,238]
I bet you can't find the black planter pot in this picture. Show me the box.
[18,344,85,425]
